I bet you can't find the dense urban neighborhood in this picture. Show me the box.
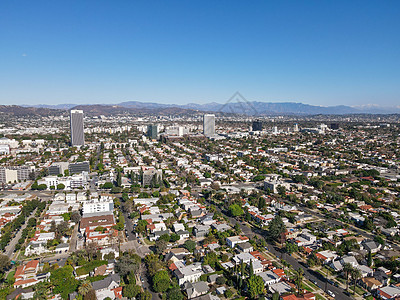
[1,109,400,300]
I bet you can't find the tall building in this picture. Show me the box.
[48,162,70,176]
[69,161,90,175]
[330,123,339,130]
[203,114,215,137]
[0,166,34,183]
[147,125,158,139]
[252,120,263,131]
[70,110,85,146]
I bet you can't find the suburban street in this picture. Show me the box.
[121,211,159,300]
[4,208,37,258]
[206,199,353,300]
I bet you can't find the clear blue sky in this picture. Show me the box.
[1,0,400,106]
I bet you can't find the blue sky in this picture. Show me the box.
[1,1,400,106]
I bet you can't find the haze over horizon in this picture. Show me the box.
[1,1,400,107]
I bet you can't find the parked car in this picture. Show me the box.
[310,279,318,286]
[364,292,371,297]
[327,290,335,298]
[327,279,335,285]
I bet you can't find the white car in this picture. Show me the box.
[327,290,335,298]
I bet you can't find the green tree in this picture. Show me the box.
[272,292,280,300]
[258,197,266,210]
[267,215,286,243]
[84,289,96,300]
[167,288,184,300]
[184,240,196,252]
[170,233,180,242]
[159,234,170,242]
[102,182,113,189]
[277,185,286,197]
[203,251,218,268]
[71,211,81,223]
[343,263,353,291]
[140,290,152,300]
[249,260,254,276]
[216,276,226,285]
[294,268,304,296]
[367,250,373,267]
[286,243,299,254]
[50,265,79,299]
[152,270,170,293]
[33,281,52,300]
[247,275,264,299]
[57,183,65,190]
[123,284,141,299]
[78,280,92,296]
[37,184,47,190]
[351,268,362,295]
[116,171,122,187]
[116,255,141,278]
[0,254,10,272]
[155,239,168,254]
[228,204,244,217]
[136,220,148,234]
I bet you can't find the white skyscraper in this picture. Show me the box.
[203,114,215,137]
[70,110,85,146]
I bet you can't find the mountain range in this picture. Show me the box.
[18,100,400,115]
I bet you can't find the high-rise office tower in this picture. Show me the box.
[147,124,158,139]
[203,114,215,137]
[70,110,85,146]
[252,120,263,131]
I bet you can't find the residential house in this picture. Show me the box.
[92,274,121,300]
[184,281,209,299]
[237,242,254,253]
[377,285,400,300]
[174,262,204,285]
[226,235,249,248]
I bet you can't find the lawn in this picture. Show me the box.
[315,294,327,300]
[75,260,108,276]
[306,280,319,291]
[6,271,15,284]
[301,282,314,292]
[143,238,155,246]
[354,285,367,296]
[320,266,333,276]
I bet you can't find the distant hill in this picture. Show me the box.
[0,105,65,116]
[26,104,77,110]
[22,100,400,115]
[118,100,400,115]
[72,104,200,116]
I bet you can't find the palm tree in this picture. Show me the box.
[351,268,362,295]
[78,280,92,296]
[343,263,353,291]
[294,268,304,296]
[33,281,52,300]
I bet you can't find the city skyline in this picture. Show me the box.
[1,1,400,107]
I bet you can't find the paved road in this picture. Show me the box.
[4,208,37,258]
[206,199,353,300]
[121,211,159,300]
[69,223,79,253]
[121,212,151,257]
[298,204,400,249]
